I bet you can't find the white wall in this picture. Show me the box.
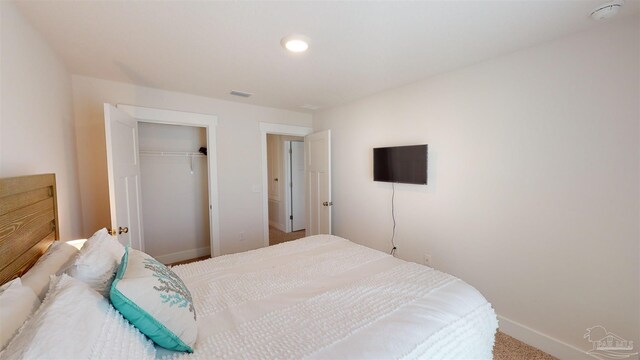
[313,17,639,358]
[71,75,312,255]
[0,2,82,239]
[138,123,210,263]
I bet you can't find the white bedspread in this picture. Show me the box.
[163,235,498,359]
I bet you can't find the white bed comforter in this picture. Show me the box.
[163,235,498,360]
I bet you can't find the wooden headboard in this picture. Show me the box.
[0,174,60,285]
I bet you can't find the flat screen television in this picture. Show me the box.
[373,144,428,185]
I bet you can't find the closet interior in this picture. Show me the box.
[138,122,211,264]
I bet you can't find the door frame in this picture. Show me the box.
[117,104,221,257]
[259,123,313,248]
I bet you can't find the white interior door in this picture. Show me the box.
[104,104,144,250]
[290,141,305,231]
[305,130,331,235]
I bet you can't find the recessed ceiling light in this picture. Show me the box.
[281,35,310,53]
[300,104,320,110]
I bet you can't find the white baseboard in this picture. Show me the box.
[155,246,210,265]
[498,315,593,360]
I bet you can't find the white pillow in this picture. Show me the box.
[0,279,41,351]
[1,274,155,360]
[67,228,125,296]
[21,241,79,300]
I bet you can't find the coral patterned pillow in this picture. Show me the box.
[110,247,197,352]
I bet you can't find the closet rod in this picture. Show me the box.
[139,150,205,157]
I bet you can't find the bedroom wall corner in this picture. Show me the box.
[312,15,640,358]
[0,2,83,239]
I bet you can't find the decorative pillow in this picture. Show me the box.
[0,278,41,350]
[110,247,197,352]
[21,240,79,300]
[67,228,125,296]
[1,274,156,360]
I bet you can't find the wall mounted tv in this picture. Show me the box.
[373,144,428,185]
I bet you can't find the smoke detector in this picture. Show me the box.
[591,0,624,20]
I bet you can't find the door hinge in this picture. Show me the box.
[289,148,292,154]
[290,215,293,220]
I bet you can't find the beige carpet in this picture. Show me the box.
[269,226,306,246]
[494,331,557,360]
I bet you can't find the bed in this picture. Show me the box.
[0,174,498,359]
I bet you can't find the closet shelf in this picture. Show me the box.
[139,150,205,157]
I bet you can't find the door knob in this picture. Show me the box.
[119,226,129,234]
[322,201,333,207]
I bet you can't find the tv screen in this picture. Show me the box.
[373,145,428,185]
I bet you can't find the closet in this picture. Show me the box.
[138,122,210,264]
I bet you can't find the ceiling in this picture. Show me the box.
[14,1,639,113]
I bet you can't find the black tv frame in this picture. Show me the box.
[373,144,428,185]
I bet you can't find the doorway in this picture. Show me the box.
[266,135,306,246]
[260,123,313,247]
[138,122,211,264]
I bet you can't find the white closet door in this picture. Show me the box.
[305,130,331,235]
[104,103,144,250]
